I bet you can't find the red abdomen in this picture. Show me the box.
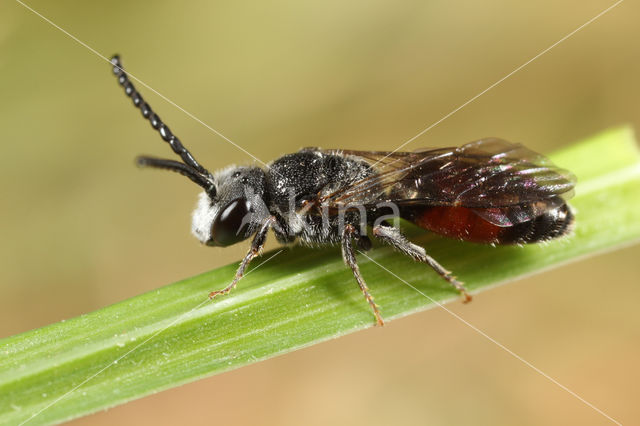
[403,204,573,245]
[410,206,502,243]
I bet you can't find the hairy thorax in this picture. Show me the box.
[265,151,376,244]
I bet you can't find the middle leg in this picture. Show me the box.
[342,224,384,326]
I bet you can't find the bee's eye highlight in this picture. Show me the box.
[209,198,251,246]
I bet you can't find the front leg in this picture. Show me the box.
[342,224,384,326]
[209,216,275,299]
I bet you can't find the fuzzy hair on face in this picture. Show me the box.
[191,191,218,244]
[190,165,239,243]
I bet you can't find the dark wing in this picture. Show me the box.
[316,138,576,226]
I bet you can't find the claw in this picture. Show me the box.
[209,288,230,299]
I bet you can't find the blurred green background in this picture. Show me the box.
[1,0,639,424]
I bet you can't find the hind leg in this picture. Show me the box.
[373,224,472,302]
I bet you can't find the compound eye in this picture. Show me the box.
[209,198,251,246]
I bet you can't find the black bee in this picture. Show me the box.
[110,56,576,326]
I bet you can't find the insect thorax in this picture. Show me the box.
[265,150,378,244]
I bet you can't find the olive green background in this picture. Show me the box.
[1,1,638,425]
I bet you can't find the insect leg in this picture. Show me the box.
[342,224,384,326]
[209,217,275,299]
[372,224,472,302]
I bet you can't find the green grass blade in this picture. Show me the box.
[1,127,639,425]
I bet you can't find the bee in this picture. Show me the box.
[110,55,576,326]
